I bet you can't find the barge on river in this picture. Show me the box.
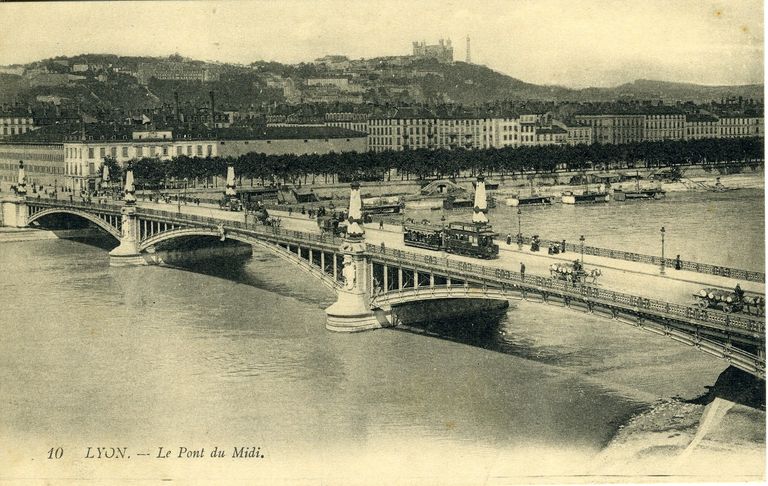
[561,190,610,204]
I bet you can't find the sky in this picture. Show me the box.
[0,0,763,88]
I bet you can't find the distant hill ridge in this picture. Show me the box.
[0,54,762,111]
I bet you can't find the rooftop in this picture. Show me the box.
[9,123,368,143]
[685,114,719,123]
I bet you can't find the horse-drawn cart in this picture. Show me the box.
[549,261,602,285]
[692,287,764,316]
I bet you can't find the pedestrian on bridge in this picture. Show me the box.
[520,262,526,281]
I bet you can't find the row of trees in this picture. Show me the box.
[107,137,763,187]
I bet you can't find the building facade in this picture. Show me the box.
[484,117,521,149]
[324,113,369,134]
[0,114,35,139]
[718,116,763,138]
[574,114,645,144]
[554,120,594,146]
[643,109,686,142]
[0,142,65,191]
[684,114,719,140]
[137,62,220,85]
[62,128,367,192]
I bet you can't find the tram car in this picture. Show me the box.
[693,288,764,316]
[549,261,602,284]
[403,222,499,259]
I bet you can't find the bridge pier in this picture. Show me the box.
[0,196,28,228]
[109,205,145,266]
[326,182,380,332]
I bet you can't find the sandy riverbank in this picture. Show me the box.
[591,367,765,480]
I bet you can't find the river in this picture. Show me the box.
[0,189,763,483]
[406,187,765,270]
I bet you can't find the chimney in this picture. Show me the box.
[209,90,215,127]
[174,91,180,123]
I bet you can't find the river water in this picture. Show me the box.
[0,189,763,483]
[407,188,765,270]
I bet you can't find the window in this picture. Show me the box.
[136,146,143,157]
[162,146,168,156]
[100,147,106,158]
[196,145,203,156]
[111,147,117,157]
[88,148,94,159]
[176,146,182,156]
[122,147,128,157]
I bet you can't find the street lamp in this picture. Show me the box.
[580,234,585,264]
[660,226,666,275]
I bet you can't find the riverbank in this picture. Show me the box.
[0,227,102,242]
[592,367,765,480]
[120,163,764,204]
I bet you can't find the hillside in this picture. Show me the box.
[576,79,764,103]
[0,54,762,113]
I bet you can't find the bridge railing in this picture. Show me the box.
[30,198,764,283]
[518,235,765,283]
[135,207,345,248]
[26,198,122,213]
[365,243,765,336]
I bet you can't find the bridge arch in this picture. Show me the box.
[372,286,516,307]
[27,208,121,240]
[373,284,763,378]
[138,226,341,291]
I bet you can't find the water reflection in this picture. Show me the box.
[399,305,596,368]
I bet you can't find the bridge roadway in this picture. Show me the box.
[244,206,765,305]
[18,196,765,377]
[70,197,764,307]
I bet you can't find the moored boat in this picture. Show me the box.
[505,194,554,206]
[613,187,666,201]
[561,190,610,204]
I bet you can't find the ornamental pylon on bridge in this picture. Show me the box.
[225,164,237,201]
[0,161,29,227]
[109,167,143,266]
[123,167,136,206]
[472,175,488,225]
[345,180,365,239]
[16,161,27,196]
[325,181,379,332]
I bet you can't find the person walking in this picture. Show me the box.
[520,262,526,281]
